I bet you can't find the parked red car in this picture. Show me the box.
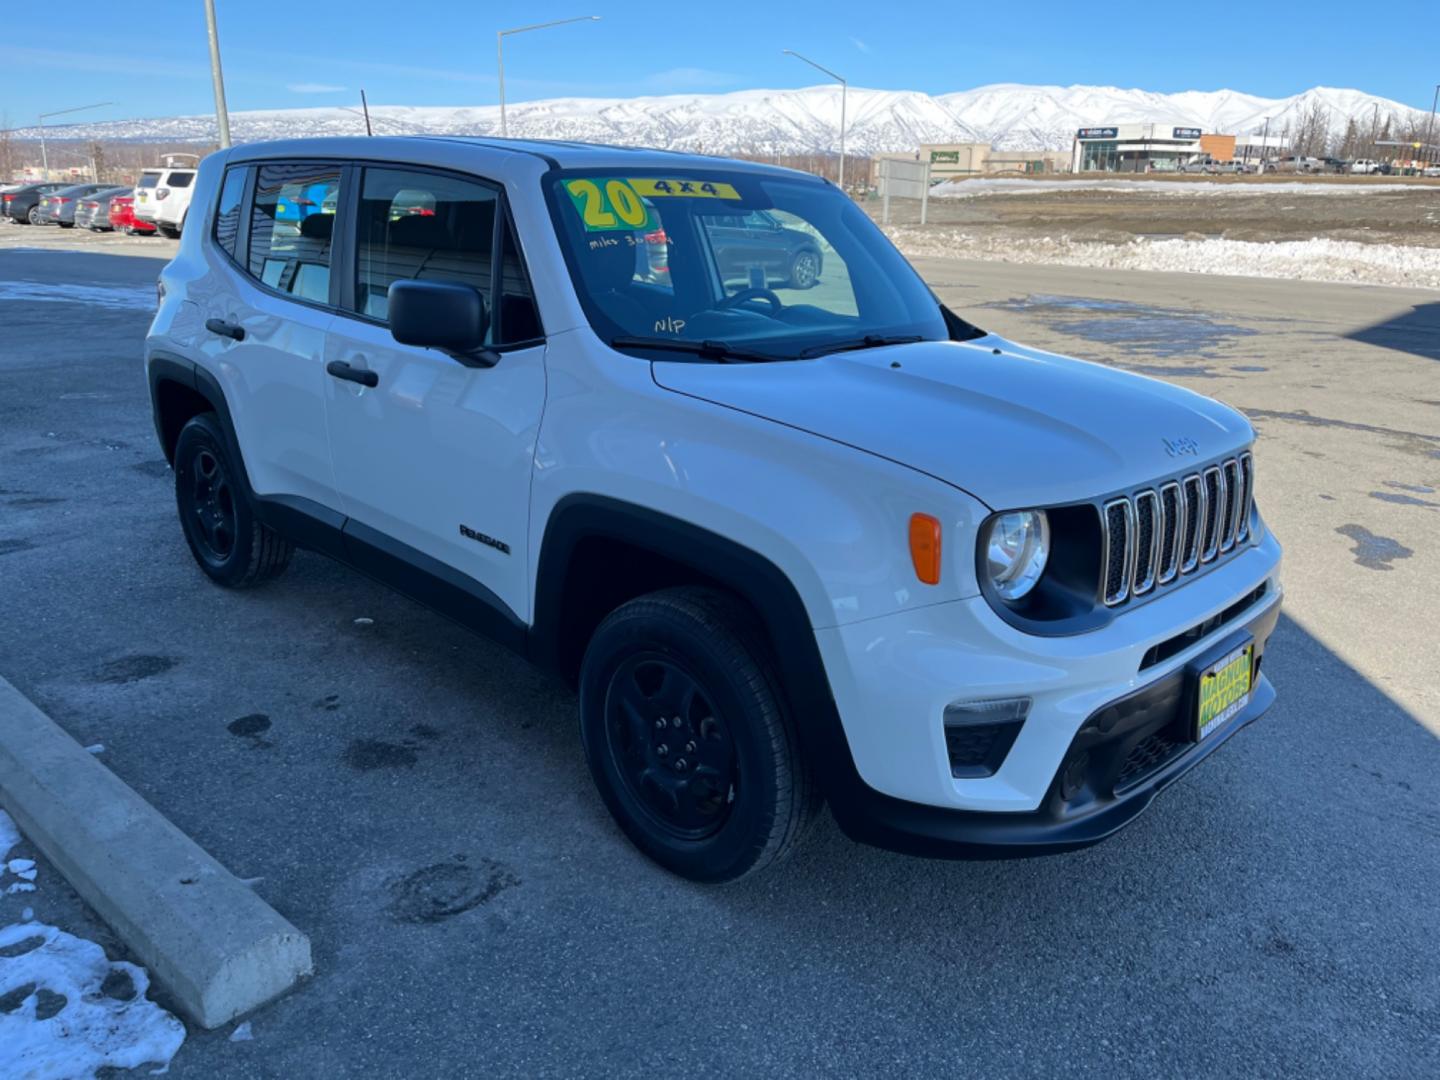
[109,195,156,235]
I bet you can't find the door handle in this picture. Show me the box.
[205,317,245,341]
[326,360,379,388]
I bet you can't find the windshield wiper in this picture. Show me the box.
[609,336,784,364]
[797,334,925,359]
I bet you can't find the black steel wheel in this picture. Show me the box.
[172,413,292,588]
[603,652,737,841]
[580,587,819,883]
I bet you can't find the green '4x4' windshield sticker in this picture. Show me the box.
[564,178,656,232]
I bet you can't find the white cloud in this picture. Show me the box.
[288,82,347,94]
[850,37,871,53]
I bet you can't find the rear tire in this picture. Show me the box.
[173,413,293,589]
[26,207,39,225]
[579,586,819,883]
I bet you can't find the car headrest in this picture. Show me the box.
[387,214,453,248]
[299,213,334,241]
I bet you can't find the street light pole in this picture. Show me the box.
[497,16,600,138]
[203,0,232,148]
[36,102,114,181]
[783,49,846,190]
[1260,116,1271,170]
[1426,83,1439,167]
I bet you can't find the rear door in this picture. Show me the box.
[195,160,342,512]
[322,164,546,623]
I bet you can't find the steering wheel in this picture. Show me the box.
[717,287,783,314]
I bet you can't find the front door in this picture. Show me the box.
[322,165,547,624]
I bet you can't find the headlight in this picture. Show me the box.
[985,510,1050,600]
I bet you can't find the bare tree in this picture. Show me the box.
[88,140,107,183]
[1291,99,1332,157]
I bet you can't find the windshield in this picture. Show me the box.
[545,168,948,360]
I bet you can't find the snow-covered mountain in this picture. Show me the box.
[11,83,1429,155]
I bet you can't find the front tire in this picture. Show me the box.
[579,587,818,883]
[173,413,293,588]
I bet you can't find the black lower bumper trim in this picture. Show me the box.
[827,595,1281,859]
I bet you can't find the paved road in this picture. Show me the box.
[1,243,1437,1077]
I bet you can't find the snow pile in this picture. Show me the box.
[929,178,1427,199]
[887,228,1440,291]
[1,811,187,1077]
[0,923,186,1079]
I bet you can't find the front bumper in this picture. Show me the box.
[830,603,1278,858]
[814,527,1283,857]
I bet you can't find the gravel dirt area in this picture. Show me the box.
[876,176,1440,246]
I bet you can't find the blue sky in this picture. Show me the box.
[1,0,1436,124]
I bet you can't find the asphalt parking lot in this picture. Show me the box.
[2,237,1438,1076]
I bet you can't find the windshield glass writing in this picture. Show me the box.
[547,169,946,360]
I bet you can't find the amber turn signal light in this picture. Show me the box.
[909,513,942,585]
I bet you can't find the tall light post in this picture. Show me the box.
[1260,116,1271,170]
[1425,83,1439,167]
[37,102,114,181]
[783,49,846,190]
[497,16,600,138]
[203,0,232,147]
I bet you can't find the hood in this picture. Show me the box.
[651,335,1253,510]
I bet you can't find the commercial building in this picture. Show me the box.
[920,143,1070,178]
[1071,123,1209,172]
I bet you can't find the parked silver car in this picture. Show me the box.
[74,186,135,231]
[36,183,110,227]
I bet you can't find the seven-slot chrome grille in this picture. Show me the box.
[1101,453,1253,607]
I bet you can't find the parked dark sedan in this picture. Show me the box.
[37,183,110,227]
[2,182,67,224]
[75,186,136,231]
[704,210,824,290]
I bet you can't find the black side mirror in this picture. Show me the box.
[387,279,498,368]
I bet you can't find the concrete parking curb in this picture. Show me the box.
[0,675,312,1029]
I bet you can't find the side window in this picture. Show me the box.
[168,172,195,189]
[213,167,246,260]
[354,167,496,328]
[248,163,341,304]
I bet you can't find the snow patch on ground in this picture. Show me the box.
[0,279,158,311]
[1,811,186,1077]
[887,229,1440,291]
[1,813,35,896]
[929,178,1431,199]
[0,922,186,1079]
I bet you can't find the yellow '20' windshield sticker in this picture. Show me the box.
[564,178,656,232]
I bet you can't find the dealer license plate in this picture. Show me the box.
[1196,641,1253,740]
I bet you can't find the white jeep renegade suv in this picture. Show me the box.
[146,138,1283,882]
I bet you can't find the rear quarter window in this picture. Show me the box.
[213,167,247,260]
[166,171,195,189]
